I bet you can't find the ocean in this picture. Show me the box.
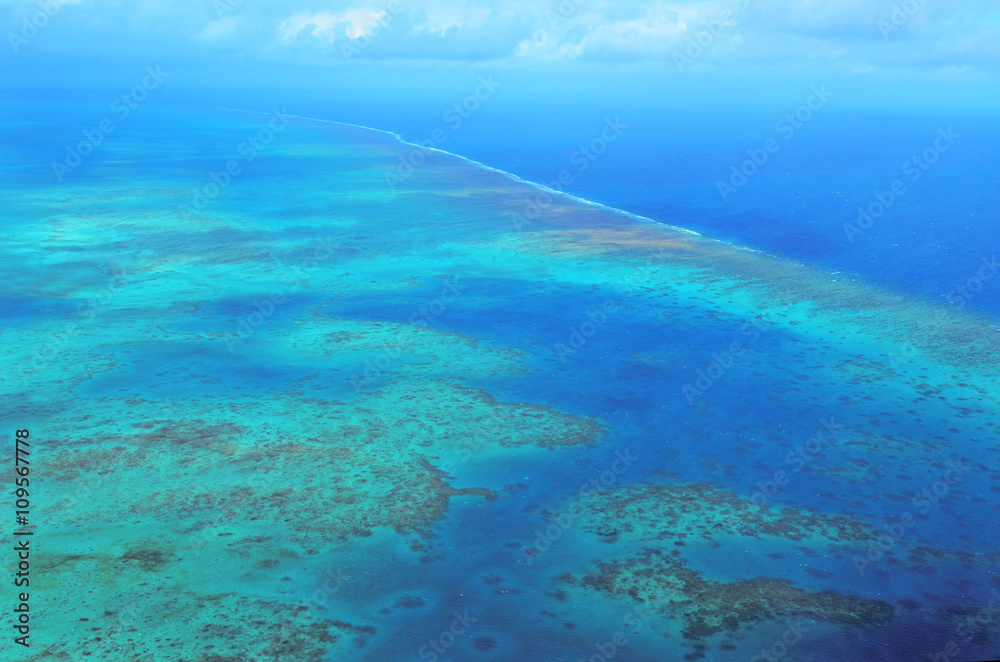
[315,100,1000,319]
[2,100,999,661]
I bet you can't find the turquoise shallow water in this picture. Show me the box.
[2,103,1000,661]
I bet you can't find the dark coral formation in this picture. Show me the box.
[28,592,375,662]
[572,549,894,640]
[580,482,878,546]
[562,482,895,642]
[42,381,603,551]
[31,378,604,659]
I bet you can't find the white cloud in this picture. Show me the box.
[413,5,491,34]
[0,0,996,74]
[278,8,389,43]
[570,4,689,60]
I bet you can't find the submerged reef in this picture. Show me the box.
[6,108,999,662]
[563,549,894,640]
[30,378,603,659]
[561,482,893,642]
[577,482,879,546]
[45,380,604,548]
[29,585,374,661]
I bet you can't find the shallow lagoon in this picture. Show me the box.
[3,104,999,661]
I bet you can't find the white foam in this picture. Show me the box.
[192,105,812,261]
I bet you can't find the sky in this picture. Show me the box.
[1,0,999,111]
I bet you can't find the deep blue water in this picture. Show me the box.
[8,96,997,323]
[279,100,1000,320]
[3,97,999,662]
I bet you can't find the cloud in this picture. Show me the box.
[278,8,390,43]
[413,4,492,35]
[0,0,996,75]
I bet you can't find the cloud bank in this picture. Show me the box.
[1,0,997,76]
